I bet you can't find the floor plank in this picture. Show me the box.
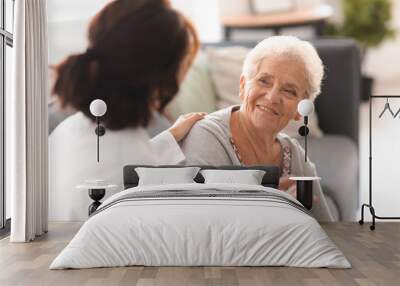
[0,222,399,286]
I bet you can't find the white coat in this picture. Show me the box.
[49,112,184,221]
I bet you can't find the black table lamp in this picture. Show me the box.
[89,99,107,162]
[297,99,314,162]
[291,99,317,210]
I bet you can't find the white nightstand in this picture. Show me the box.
[76,182,118,215]
[289,176,321,210]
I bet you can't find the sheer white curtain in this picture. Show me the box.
[7,0,49,242]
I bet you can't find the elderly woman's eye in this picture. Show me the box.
[258,78,269,85]
[283,89,297,97]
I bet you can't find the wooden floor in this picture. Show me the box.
[0,222,399,286]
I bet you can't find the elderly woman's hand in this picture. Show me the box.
[169,112,207,142]
[279,176,319,203]
[279,176,296,198]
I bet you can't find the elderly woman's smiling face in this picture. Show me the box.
[239,55,308,134]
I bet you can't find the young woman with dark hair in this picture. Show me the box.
[49,0,204,221]
[52,0,201,132]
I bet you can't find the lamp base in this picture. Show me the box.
[88,188,105,215]
[298,125,309,136]
[95,125,106,136]
[296,180,313,210]
[289,177,320,210]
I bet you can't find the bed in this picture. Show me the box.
[50,165,350,269]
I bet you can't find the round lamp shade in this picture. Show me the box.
[297,99,314,116]
[90,99,107,117]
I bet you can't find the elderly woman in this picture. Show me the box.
[180,36,334,222]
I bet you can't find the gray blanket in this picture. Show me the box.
[50,183,350,269]
[92,189,311,217]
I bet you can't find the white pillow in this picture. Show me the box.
[205,46,323,138]
[135,167,200,186]
[200,169,266,185]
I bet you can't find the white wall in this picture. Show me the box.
[48,0,222,65]
[364,0,400,91]
[170,0,222,42]
[47,0,109,65]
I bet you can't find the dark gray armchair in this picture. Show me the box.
[307,38,361,221]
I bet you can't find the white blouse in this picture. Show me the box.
[49,112,184,221]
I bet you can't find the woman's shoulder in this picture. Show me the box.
[50,112,91,139]
[208,105,235,120]
[180,106,239,165]
[278,132,300,146]
[50,111,147,143]
[181,106,238,150]
[190,105,236,133]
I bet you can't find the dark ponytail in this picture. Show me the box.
[53,52,97,115]
[51,0,199,130]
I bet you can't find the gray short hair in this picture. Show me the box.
[242,36,324,100]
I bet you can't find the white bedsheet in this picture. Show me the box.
[50,183,350,269]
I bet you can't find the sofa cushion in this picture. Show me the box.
[165,51,218,121]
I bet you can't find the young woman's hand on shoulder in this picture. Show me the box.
[169,112,207,142]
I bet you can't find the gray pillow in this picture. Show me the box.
[200,169,266,185]
[135,167,200,186]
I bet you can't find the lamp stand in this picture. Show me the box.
[94,117,106,163]
[304,115,308,162]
